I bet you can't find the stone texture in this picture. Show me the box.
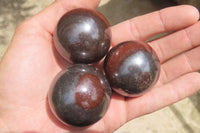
[0,0,200,132]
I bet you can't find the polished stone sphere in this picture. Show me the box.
[48,64,111,127]
[104,41,160,97]
[53,8,111,64]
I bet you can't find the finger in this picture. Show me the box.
[149,22,200,63]
[126,72,200,121]
[8,0,101,60]
[111,5,199,45]
[23,0,101,34]
[158,46,200,86]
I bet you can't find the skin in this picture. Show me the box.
[0,0,200,132]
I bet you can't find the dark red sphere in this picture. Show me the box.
[104,41,160,97]
[53,8,111,64]
[48,64,111,127]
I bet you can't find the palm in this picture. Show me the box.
[0,1,200,132]
[0,18,125,132]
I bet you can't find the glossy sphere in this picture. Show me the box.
[54,8,111,64]
[104,41,160,97]
[48,64,111,127]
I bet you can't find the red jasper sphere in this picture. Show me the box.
[48,64,111,127]
[104,41,160,97]
[54,8,111,64]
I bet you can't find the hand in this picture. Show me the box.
[0,0,199,132]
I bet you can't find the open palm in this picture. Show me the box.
[0,0,200,132]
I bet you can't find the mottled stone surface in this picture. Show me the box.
[49,64,111,126]
[0,0,200,132]
[104,41,160,97]
[54,8,111,64]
